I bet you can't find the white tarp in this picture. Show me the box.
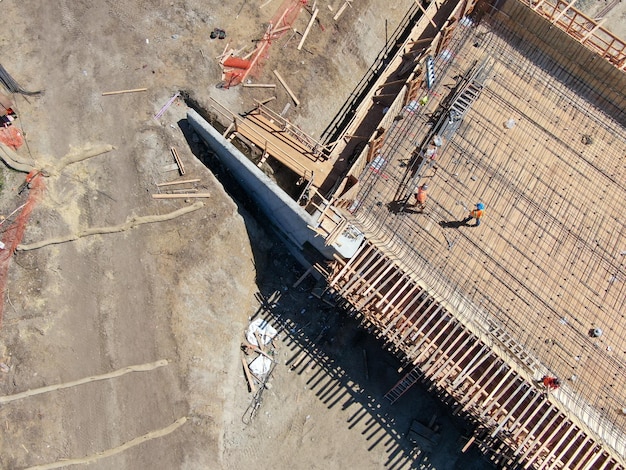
[249,355,272,376]
[246,318,277,347]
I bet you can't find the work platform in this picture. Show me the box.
[223,104,337,191]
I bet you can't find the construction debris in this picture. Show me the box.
[333,0,352,21]
[170,147,185,175]
[298,8,319,50]
[273,70,300,106]
[241,318,279,424]
[101,88,147,96]
[151,193,210,199]
[156,178,201,187]
[217,0,308,88]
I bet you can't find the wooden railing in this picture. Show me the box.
[530,0,626,69]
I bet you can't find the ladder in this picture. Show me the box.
[384,366,424,404]
[449,82,483,120]
[487,319,540,372]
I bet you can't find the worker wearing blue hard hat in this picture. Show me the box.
[463,202,485,226]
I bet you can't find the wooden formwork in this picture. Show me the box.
[324,240,623,469]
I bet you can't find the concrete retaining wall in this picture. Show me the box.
[187,108,337,259]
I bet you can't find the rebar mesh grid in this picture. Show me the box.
[348,14,626,449]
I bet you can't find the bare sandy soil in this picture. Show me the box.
[9,0,623,468]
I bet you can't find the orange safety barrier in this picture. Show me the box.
[0,172,45,327]
[0,125,24,149]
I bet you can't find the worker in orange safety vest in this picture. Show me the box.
[463,202,484,226]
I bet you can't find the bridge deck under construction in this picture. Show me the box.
[323,3,626,469]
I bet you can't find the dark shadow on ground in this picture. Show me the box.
[439,219,476,229]
[178,117,495,470]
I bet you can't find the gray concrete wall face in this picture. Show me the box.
[187,108,335,258]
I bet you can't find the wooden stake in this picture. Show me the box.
[157,179,201,187]
[462,436,476,453]
[243,83,277,88]
[333,1,351,21]
[298,8,319,50]
[241,354,257,393]
[102,88,147,96]
[151,193,211,199]
[273,70,300,106]
[255,96,277,106]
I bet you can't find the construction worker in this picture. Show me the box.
[463,202,484,226]
[540,375,561,391]
[413,184,428,211]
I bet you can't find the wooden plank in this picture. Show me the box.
[241,354,257,393]
[510,393,546,440]
[461,363,507,412]
[243,83,277,88]
[171,147,185,175]
[461,435,476,453]
[427,329,471,378]
[514,405,556,455]
[582,449,606,470]
[422,324,465,374]
[333,1,351,21]
[102,88,147,96]
[526,422,573,468]
[329,242,373,287]
[414,0,437,28]
[519,410,562,463]
[151,193,211,199]
[571,439,596,470]
[254,96,277,105]
[490,384,533,437]
[436,340,481,387]
[551,0,577,24]
[383,285,428,341]
[379,280,416,320]
[547,428,583,470]
[479,370,518,418]
[449,344,490,388]
[338,250,383,296]
[404,37,435,47]
[410,316,457,360]
[273,70,300,107]
[157,179,201,187]
[298,8,319,51]
[397,302,441,343]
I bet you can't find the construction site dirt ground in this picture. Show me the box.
[0,1,488,469]
[0,1,623,469]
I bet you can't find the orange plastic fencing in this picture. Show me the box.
[0,125,24,149]
[0,173,44,327]
[221,0,309,88]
